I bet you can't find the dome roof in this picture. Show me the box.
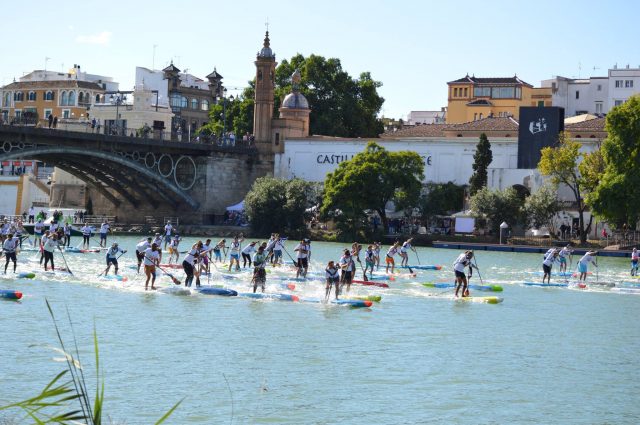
[281,92,309,109]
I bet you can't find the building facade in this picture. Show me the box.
[446,75,551,123]
[542,65,640,117]
[407,110,447,125]
[0,65,111,124]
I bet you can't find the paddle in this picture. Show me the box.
[595,254,599,283]
[154,261,181,285]
[414,249,421,265]
[282,245,298,268]
[57,246,73,276]
[472,255,484,286]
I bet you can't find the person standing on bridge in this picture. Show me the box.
[163,221,173,250]
[99,221,110,248]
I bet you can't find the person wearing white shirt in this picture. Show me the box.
[542,249,559,284]
[577,251,598,282]
[453,250,476,298]
[43,234,59,271]
[241,242,257,268]
[227,234,244,272]
[325,260,341,300]
[339,249,356,293]
[272,236,285,265]
[294,239,311,278]
[558,244,573,273]
[103,242,126,275]
[99,222,110,248]
[182,241,202,287]
[136,237,152,273]
[81,224,93,249]
[34,219,45,247]
[252,245,268,293]
[143,243,160,290]
[3,233,18,273]
[163,221,173,249]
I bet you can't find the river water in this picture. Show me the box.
[1,237,639,424]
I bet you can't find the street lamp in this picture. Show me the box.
[222,87,228,144]
[109,93,125,135]
[500,222,509,245]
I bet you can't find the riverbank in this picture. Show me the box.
[432,240,631,257]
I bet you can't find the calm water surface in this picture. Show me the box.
[1,237,639,424]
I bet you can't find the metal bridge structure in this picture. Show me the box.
[0,125,257,211]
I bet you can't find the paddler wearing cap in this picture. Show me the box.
[339,249,356,293]
[252,244,267,293]
[136,237,153,274]
[241,241,257,268]
[143,243,160,290]
[577,251,598,282]
[104,242,127,275]
[453,250,476,298]
[558,244,573,273]
[325,260,340,300]
[294,239,311,278]
[542,248,559,284]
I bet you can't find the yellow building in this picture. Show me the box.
[0,69,106,125]
[446,75,551,123]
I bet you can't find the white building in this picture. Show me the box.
[542,65,640,117]
[406,110,446,125]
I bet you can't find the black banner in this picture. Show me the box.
[517,106,564,169]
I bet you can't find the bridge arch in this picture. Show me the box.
[0,146,199,209]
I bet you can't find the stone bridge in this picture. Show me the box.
[0,125,273,223]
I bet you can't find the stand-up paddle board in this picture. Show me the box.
[0,289,22,300]
[399,265,442,270]
[196,286,238,296]
[454,296,503,304]
[523,282,568,287]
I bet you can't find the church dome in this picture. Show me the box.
[281,92,309,109]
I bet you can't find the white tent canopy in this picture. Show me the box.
[226,200,244,212]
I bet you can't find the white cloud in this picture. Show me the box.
[75,31,112,45]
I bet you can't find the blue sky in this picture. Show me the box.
[2,0,639,119]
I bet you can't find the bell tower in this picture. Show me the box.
[253,31,277,150]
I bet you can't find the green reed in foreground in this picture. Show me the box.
[0,300,182,424]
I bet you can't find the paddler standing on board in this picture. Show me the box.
[558,244,573,273]
[213,239,226,264]
[42,233,60,272]
[3,233,18,273]
[294,239,311,278]
[80,223,92,249]
[453,250,476,298]
[339,249,356,293]
[104,242,126,276]
[542,249,559,284]
[373,242,381,270]
[136,237,152,273]
[577,251,598,282]
[33,218,45,248]
[272,234,284,266]
[183,241,202,287]
[325,260,340,300]
[385,241,400,274]
[631,248,639,276]
[399,238,416,267]
[363,245,375,279]
[228,234,244,271]
[143,242,160,290]
[252,244,268,293]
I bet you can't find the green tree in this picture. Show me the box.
[586,95,640,228]
[523,184,561,232]
[201,54,385,138]
[244,177,313,237]
[419,182,466,219]
[538,132,590,243]
[469,133,493,195]
[321,142,424,235]
[470,187,524,235]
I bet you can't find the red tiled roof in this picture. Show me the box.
[382,123,451,138]
[565,117,606,131]
[448,116,520,132]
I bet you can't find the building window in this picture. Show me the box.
[626,80,634,88]
[614,100,624,106]
[14,92,24,102]
[15,110,22,120]
[68,91,76,106]
[170,93,181,108]
[201,99,209,111]
[492,87,516,99]
[595,102,603,114]
[191,98,198,109]
[479,113,483,119]
[463,88,468,97]
[575,90,580,99]
[3,93,10,107]
[44,109,52,119]
[78,92,84,105]
[28,91,36,101]
[537,100,544,107]
[61,91,68,106]
[62,109,70,119]
[473,113,477,121]
[454,88,458,97]
[45,91,54,101]
[474,87,491,97]
[615,80,623,88]
[180,96,188,108]
[597,84,602,91]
